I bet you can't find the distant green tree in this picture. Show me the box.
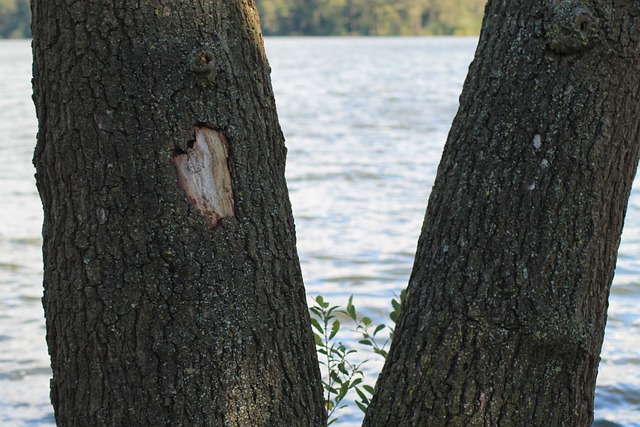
[255,0,486,36]
[423,0,485,35]
[258,0,295,34]
[0,0,30,38]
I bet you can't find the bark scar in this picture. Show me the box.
[545,0,599,54]
[172,126,235,228]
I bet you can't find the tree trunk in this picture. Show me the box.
[364,1,640,426]
[31,1,325,426]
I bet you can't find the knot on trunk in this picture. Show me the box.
[545,1,599,54]
[190,47,217,87]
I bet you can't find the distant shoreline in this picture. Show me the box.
[0,34,480,41]
[0,0,487,39]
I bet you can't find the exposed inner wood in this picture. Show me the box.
[172,127,235,228]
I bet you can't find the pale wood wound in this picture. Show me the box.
[172,127,235,228]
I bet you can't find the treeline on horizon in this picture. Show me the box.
[0,0,485,39]
[257,0,486,36]
[0,0,29,38]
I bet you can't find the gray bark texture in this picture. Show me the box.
[364,1,640,426]
[31,1,325,426]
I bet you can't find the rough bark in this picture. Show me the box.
[31,1,325,426]
[364,1,640,426]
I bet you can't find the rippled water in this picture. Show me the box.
[1,37,638,426]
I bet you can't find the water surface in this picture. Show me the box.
[0,37,638,426]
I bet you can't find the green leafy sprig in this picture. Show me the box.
[309,290,406,425]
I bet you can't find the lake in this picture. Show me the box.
[0,37,638,426]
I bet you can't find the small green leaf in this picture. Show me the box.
[346,296,357,320]
[355,400,368,413]
[329,319,340,340]
[373,324,386,336]
[362,316,372,326]
[310,307,322,317]
[327,385,339,394]
[359,339,373,347]
[337,382,350,400]
[363,384,375,394]
[329,344,343,355]
[375,349,388,358]
[314,334,323,346]
[327,305,340,315]
[337,362,349,375]
[355,386,368,402]
[311,318,323,333]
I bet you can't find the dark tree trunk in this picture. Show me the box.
[364,1,640,426]
[31,1,325,426]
